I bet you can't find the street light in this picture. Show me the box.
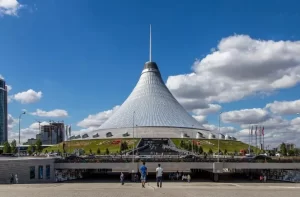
[18,111,26,156]
[218,112,222,162]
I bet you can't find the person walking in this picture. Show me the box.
[15,174,18,184]
[156,164,163,188]
[10,174,14,184]
[187,174,191,183]
[140,162,147,188]
[120,172,124,185]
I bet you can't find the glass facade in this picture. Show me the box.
[38,166,43,179]
[0,79,8,144]
[46,165,51,179]
[30,166,35,179]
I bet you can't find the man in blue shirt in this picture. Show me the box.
[140,162,147,188]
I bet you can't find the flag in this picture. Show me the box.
[65,125,68,137]
[69,125,71,136]
[262,126,264,136]
[250,126,253,135]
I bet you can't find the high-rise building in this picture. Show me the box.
[39,122,65,145]
[0,78,8,144]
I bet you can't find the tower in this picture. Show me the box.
[0,78,8,144]
[96,25,211,138]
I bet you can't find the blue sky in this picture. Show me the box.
[1,0,300,146]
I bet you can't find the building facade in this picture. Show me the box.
[0,78,8,144]
[0,158,55,184]
[39,122,65,145]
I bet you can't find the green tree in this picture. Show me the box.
[280,143,287,156]
[45,150,48,154]
[89,148,93,154]
[198,146,203,154]
[224,149,228,155]
[180,140,184,147]
[35,139,42,153]
[124,141,128,150]
[62,143,66,153]
[97,148,101,155]
[288,149,295,156]
[195,145,199,153]
[3,141,11,153]
[27,145,33,155]
[188,143,192,151]
[208,148,213,155]
[106,148,110,155]
[11,139,17,154]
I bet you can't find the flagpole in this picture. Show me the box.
[255,126,258,155]
[250,126,252,153]
[262,126,265,151]
[259,126,261,150]
[248,125,251,154]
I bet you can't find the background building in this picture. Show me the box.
[38,122,65,145]
[0,78,8,144]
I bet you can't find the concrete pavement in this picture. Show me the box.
[0,182,300,197]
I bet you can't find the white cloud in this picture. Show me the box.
[13,89,42,104]
[8,121,49,143]
[166,35,300,110]
[31,109,68,118]
[0,0,22,16]
[77,106,120,128]
[192,115,207,124]
[0,74,4,80]
[221,108,270,124]
[6,85,12,92]
[29,121,49,130]
[192,104,221,115]
[7,114,17,131]
[266,99,300,115]
[241,115,290,130]
[291,117,300,126]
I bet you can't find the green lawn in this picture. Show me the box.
[172,138,258,153]
[43,138,140,154]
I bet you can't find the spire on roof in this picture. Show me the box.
[149,24,152,62]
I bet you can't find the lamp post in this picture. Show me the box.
[18,111,26,156]
[132,111,135,164]
[296,113,300,148]
[218,112,222,162]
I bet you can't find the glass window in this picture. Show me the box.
[38,166,43,179]
[46,165,50,179]
[30,166,35,179]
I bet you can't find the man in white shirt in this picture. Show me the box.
[156,164,163,188]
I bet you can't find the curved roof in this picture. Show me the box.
[99,61,208,134]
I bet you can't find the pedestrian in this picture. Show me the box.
[264,175,267,183]
[15,174,18,184]
[156,164,163,188]
[10,174,14,184]
[259,175,263,183]
[187,174,191,183]
[120,172,124,185]
[140,161,147,188]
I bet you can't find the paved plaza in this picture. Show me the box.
[0,182,300,197]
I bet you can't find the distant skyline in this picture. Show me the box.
[1,0,300,147]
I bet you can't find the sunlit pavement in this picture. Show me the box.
[1,182,300,197]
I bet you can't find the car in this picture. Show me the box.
[253,155,272,161]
